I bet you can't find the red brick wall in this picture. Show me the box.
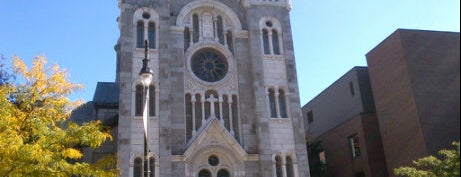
[316,114,387,177]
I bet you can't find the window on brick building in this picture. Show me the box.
[349,81,355,96]
[307,110,314,124]
[349,134,361,158]
[319,151,326,164]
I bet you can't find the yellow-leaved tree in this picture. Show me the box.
[0,56,118,177]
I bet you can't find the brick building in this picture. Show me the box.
[302,29,460,177]
[367,29,460,176]
[302,67,387,177]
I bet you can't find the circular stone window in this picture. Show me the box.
[208,155,220,166]
[191,48,228,82]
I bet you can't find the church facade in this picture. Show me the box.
[113,0,309,176]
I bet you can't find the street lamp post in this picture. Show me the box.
[140,40,153,177]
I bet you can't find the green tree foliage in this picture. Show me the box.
[307,141,331,177]
[0,56,118,176]
[394,141,460,177]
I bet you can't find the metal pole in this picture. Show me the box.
[143,86,150,177]
[140,39,153,177]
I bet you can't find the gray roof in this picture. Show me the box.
[69,101,95,124]
[93,82,119,106]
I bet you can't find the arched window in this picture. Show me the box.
[135,84,156,117]
[148,22,156,49]
[217,16,224,44]
[275,156,283,177]
[268,88,277,118]
[262,29,270,54]
[195,94,203,128]
[133,157,143,177]
[149,85,156,116]
[278,89,287,118]
[149,157,155,177]
[198,169,211,177]
[135,85,143,116]
[261,19,283,55]
[193,14,200,42]
[217,169,230,177]
[184,27,191,51]
[226,30,234,53]
[272,29,280,55]
[231,95,240,142]
[137,21,145,48]
[286,156,295,177]
[185,94,193,140]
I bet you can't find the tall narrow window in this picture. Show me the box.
[149,85,156,116]
[135,85,143,116]
[307,110,314,124]
[319,151,326,164]
[133,157,143,177]
[231,95,239,142]
[222,95,230,130]
[349,81,355,96]
[149,157,155,177]
[137,21,144,48]
[226,30,234,53]
[262,29,270,54]
[185,94,193,140]
[148,22,156,49]
[195,94,203,128]
[193,14,200,42]
[279,89,287,118]
[275,156,283,177]
[349,134,361,158]
[217,16,224,44]
[268,89,277,118]
[184,27,191,51]
[272,29,280,55]
[286,156,294,177]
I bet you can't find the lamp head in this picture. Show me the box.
[139,39,153,87]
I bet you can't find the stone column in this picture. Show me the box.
[265,87,271,118]
[219,94,224,126]
[268,30,274,55]
[284,91,291,118]
[223,30,228,47]
[213,15,218,42]
[228,95,234,135]
[272,161,277,177]
[274,87,281,118]
[201,94,206,126]
[282,155,287,177]
[155,87,160,117]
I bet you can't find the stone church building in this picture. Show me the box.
[72,0,310,176]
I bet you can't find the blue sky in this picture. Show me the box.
[0,0,459,105]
